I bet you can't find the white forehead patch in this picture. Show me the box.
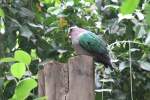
[69,26,78,29]
[68,26,78,33]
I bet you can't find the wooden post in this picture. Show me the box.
[38,55,95,100]
[44,61,68,100]
[67,55,95,100]
[38,70,45,96]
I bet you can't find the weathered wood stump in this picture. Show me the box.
[38,55,95,100]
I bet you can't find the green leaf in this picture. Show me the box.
[10,63,26,79]
[0,57,16,62]
[0,18,5,34]
[20,26,33,39]
[47,7,63,15]
[14,50,31,65]
[31,49,38,60]
[145,33,150,45]
[66,0,74,6]
[139,61,150,71]
[144,4,150,25]
[40,0,53,4]
[11,78,37,99]
[120,0,140,15]
[55,0,61,6]
[0,8,4,18]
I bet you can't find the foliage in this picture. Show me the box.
[0,0,150,100]
[120,0,140,15]
[0,50,37,99]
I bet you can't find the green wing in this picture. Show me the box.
[79,31,108,54]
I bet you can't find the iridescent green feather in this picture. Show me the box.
[79,31,108,54]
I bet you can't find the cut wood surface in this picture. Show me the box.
[38,55,95,100]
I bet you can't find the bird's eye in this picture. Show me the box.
[68,28,72,32]
[68,26,77,34]
[68,27,72,34]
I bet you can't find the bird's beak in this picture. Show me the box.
[67,26,78,38]
[68,27,71,39]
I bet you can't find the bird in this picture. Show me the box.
[68,25,112,69]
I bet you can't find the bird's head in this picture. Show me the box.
[68,25,78,38]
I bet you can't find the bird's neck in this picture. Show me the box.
[70,28,87,38]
